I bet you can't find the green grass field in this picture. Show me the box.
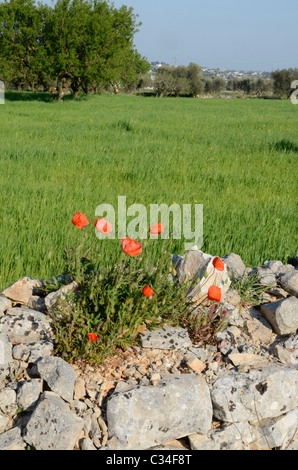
[0,92,297,291]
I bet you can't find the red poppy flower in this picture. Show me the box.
[121,237,142,257]
[208,285,221,302]
[142,285,155,297]
[94,217,112,235]
[212,256,225,272]
[87,333,99,342]
[72,212,89,229]
[149,222,164,237]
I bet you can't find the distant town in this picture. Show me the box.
[149,61,271,80]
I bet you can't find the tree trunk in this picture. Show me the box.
[57,81,64,101]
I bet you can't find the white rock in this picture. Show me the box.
[211,365,298,423]
[279,269,298,297]
[107,374,212,450]
[0,307,53,345]
[260,296,298,335]
[0,331,13,381]
[0,387,18,416]
[0,426,26,450]
[221,253,246,280]
[36,356,75,402]
[185,251,231,304]
[250,409,298,450]
[16,379,43,411]
[24,391,84,450]
[0,296,12,317]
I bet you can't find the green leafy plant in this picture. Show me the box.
[50,211,237,365]
[51,215,199,364]
[186,303,232,344]
[231,271,274,306]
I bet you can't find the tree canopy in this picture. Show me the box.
[0,0,150,99]
[154,63,203,97]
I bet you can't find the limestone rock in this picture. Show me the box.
[16,379,43,412]
[0,296,12,317]
[12,340,54,364]
[36,356,75,402]
[140,326,191,350]
[0,426,26,450]
[272,334,298,365]
[221,253,246,281]
[186,252,231,304]
[255,267,276,286]
[260,296,298,335]
[24,391,84,450]
[186,358,206,373]
[243,306,274,342]
[0,387,18,416]
[106,374,212,450]
[189,422,254,450]
[211,365,298,423]
[0,331,13,381]
[228,352,266,367]
[0,412,11,434]
[173,250,207,282]
[250,409,298,450]
[279,269,298,297]
[0,307,53,345]
[1,277,44,304]
[79,437,97,450]
[27,296,47,313]
[44,281,78,315]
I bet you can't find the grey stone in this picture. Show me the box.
[267,286,289,298]
[0,331,13,381]
[16,379,43,411]
[140,326,192,350]
[36,356,75,402]
[12,340,54,363]
[223,289,242,307]
[260,296,298,335]
[211,365,298,423]
[273,344,298,365]
[106,374,212,450]
[250,409,298,450]
[79,437,97,450]
[255,267,276,286]
[0,296,12,317]
[173,250,207,281]
[24,391,84,450]
[221,253,246,280]
[272,333,298,365]
[0,387,18,416]
[0,412,11,434]
[27,296,47,313]
[279,269,298,297]
[262,260,285,275]
[0,426,26,450]
[44,281,78,315]
[223,303,244,328]
[243,306,274,342]
[189,422,254,450]
[0,307,53,345]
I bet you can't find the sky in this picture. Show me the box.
[111,0,298,72]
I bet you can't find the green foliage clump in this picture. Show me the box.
[0,0,150,99]
[51,231,197,365]
[154,63,203,97]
